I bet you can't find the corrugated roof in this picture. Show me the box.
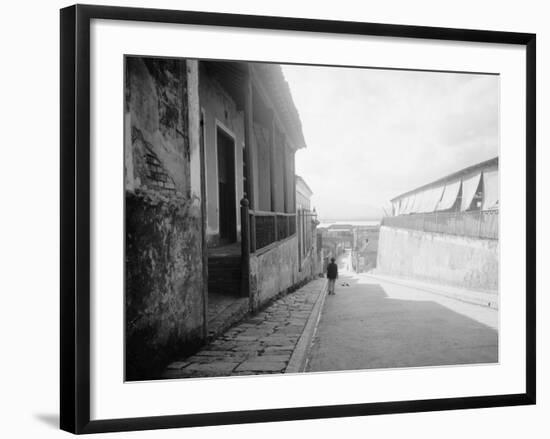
[391,157,499,202]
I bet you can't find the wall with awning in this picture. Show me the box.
[436,179,461,211]
[482,168,499,210]
[460,172,482,211]
[391,165,498,216]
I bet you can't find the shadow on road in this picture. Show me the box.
[308,274,498,373]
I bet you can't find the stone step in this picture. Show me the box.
[208,256,241,265]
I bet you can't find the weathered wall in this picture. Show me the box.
[199,72,245,246]
[125,57,204,380]
[376,226,498,291]
[249,232,321,311]
[297,237,322,284]
[249,236,299,310]
[353,226,380,272]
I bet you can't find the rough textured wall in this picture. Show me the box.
[249,236,299,310]
[249,233,321,311]
[376,226,498,291]
[126,193,204,379]
[199,73,245,245]
[125,57,204,380]
[354,227,380,272]
[297,235,322,284]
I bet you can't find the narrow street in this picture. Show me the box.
[306,251,498,372]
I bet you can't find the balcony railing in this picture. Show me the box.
[249,210,297,252]
[381,210,498,240]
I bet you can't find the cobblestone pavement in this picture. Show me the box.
[163,278,327,379]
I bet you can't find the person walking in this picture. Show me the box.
[326,257,338,295]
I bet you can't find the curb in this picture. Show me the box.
[286,278,328,373]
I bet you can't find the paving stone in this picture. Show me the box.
[233,342,262,351]
[183,362,239,374]
[276,327,304,336]
[222,351,257,361]
[162,369,188,379]
[263,347,294,355]
[235,361,287,372]
[256,355,291,362]
[234,335,260,341]
[166,361,188,370]
[194,350,229,356]
[208,342,237,351]
[240,329,274,337]
[289,318,307,325]
[161,278,326,378]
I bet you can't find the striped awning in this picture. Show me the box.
[460,172,482,211]
[482,169,499,210]
[436,179,461,211]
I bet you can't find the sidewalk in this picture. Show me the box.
[163,277,327,379]
[366,272,498,309]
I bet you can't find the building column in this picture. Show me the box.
[268,109,277,213]
[243,70,256,252]
[282,135,289,213]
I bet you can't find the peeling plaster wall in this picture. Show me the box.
[199,72,245,246]
[249,234,321,311]
[376,226,499,291]
[125,57,204,380]
[249,236,299,310]
[297,229,323,283]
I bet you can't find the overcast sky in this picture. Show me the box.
[282,65,499,220]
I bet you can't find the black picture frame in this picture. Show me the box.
[60,4,536,434]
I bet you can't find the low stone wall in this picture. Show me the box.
[250,236,299,310]
[249,234,323,311]
[376,226,498,292]
[297,248,319,285]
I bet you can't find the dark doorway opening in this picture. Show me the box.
[217,127,237,244]
[206,127,246,340]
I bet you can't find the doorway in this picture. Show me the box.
[216,127,237,244]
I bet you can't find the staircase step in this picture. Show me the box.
[207,253,242,297]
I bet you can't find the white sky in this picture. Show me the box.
[282,65,499,220]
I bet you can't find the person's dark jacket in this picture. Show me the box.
[327,262,338,280]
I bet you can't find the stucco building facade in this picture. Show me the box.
[124,57,320,379]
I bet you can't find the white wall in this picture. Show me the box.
[377,226,499,291]
[1,1,547,438]
[199,71,246,243]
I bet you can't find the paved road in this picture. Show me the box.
[306,269,498,372]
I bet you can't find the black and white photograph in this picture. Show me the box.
[0,0,541,436]
[124,57,500,381]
